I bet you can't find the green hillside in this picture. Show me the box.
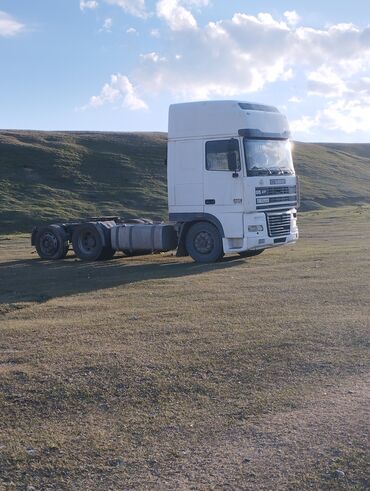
[293,142,370,209]
[0,130,370,233]
[0,131,168,233]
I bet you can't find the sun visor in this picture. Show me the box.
[238,128,291,140]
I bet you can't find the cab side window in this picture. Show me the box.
[206,139,241,172]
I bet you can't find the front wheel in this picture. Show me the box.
[185,222,224,263]
[239,249,264,258]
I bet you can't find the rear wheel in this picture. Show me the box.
[185,222,223,263]
[99,246,116,260]
[35,225,69,260]
[72,223,113,261]
[239,249,264,258]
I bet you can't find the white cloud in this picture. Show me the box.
[0,11,24,37]
[140,52,166,62]
[134,12,370,100]
[183,0,209,6]
[100,17,113,31]
[126,27,137,34]
[105,0,146,18]
[352,77,370,94]
[134,12,296,98]
[150,28,161,38]
[80,0,99,10]
[308,66,348,97]
[292,98,370,136]
[290,116,318,134]
[289,96,303,103]
[85,74,148,111]
[103,0,207,28]
[281,68,294,81]
[319,97,370,133]
[89,82,120,107]
[232,12,289,30]
[284,10,300,26]
[85,10,370,127]
[293,79,370,136]
[156,0,197,31]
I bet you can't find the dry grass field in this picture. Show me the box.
[0,206,369,490]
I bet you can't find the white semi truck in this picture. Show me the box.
[32,101,299,263]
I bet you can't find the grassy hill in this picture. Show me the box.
[0,131,168,233]
[293,142,370,209]
[0,130,370,233]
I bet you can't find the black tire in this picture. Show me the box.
[35,225,69,260]
[185,221,224,263]
[239,249,264,258]
[72,223,106,261]
[99,247,116,260]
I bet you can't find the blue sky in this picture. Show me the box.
[1,0,369,141]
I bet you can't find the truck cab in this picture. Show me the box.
[167,100,299,261]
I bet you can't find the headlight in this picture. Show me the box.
[248,225,264,232]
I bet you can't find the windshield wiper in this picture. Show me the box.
[267,167,294,175]
[249,166,271,176]
[280,168,294,175]
[268,167,285,175]
[249,166,294,176]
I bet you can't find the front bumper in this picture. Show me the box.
[222,210,298,253]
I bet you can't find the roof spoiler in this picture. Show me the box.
[238,129,291,140]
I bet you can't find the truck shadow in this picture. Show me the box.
[0,253,244,306]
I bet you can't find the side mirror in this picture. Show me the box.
[227,151,237,171]
[227,138,240,172]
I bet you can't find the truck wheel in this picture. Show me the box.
[99,247,116,260]
[35,225,69,260]
[72,223,107,261]
[186,222,223,263]
[239,249,264,258]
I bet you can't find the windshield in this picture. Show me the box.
[244,139,294,176]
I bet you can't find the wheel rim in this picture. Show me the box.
[40,232,58,256]
[78,231,98,254]
[193,231,214,254]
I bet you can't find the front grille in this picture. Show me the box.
[266,212,291,237]
[268,196,296,203]
[255,186,297,210]
[256,186,296,196]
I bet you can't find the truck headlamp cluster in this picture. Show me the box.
[248,225,264,232]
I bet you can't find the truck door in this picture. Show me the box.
[203,138,244,238]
